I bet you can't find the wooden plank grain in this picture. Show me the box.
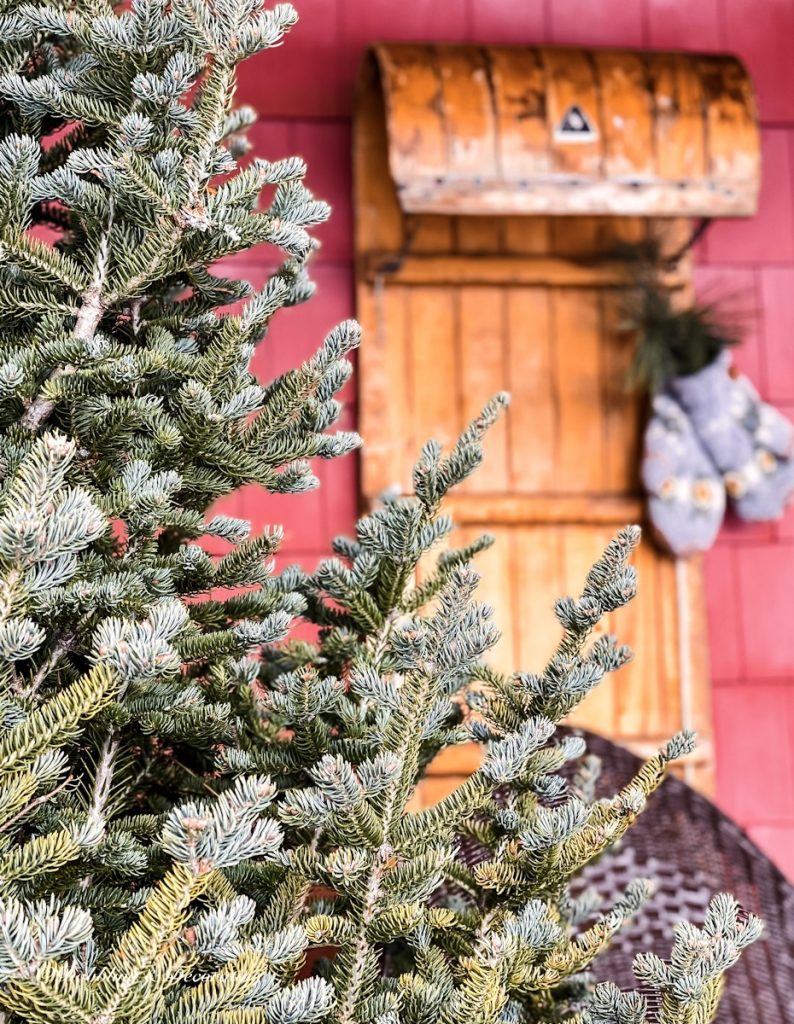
[413,774,468,807]
[656,550,685,735]
[455,216,504,254]
[376,44,448,190]
[445,493,644,525]
[542,48,603,179]
[435,45,498,181]
[615,539,661,740]
[353,52,403,255]
[425,746,482,776]
[596,217,647,251]
[396,177,759,218]
[648,52,707,184]
[600,289,643,493]
[487,46,551,180]
[550,217,601,258]
[503,216,552,255]
[460,524,516,675]
[550,288,605,493]
[679,554,714,792]
[409,214,456,254]
[363,254,688,288]
[358,282,411,500]
[514,525,565,672]
[457,287,510,493]
[699,55,760,189]
[505,286,557,492]
[594,50,654,179]
[408,285,459,467]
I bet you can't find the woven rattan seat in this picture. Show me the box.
[572,729,794,1022]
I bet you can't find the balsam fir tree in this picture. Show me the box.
[0,2,762,1023]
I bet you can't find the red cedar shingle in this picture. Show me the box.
[760,267,794,403]
[468,0,547,43]
[295,120,354,266]
[645,0,722,50]
[721,0,794,123]
[548,0,645,46]
[713,684,794,823]
[237,0,348,118]
[704,544,745,683]
[736,544,794,677]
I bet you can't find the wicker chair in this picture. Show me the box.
[573,729,794,1022]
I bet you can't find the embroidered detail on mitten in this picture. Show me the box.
[642,393,725,556]
[672,352,794,522]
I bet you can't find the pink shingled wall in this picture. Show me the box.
[224,0,794,877]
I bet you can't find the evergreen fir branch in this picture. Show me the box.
[0,230,88,293]
[160,948,272,1023]
[1,959,97,1024]
[0,827,81,887]
[0,664,117,774]
[584,896,763,1024]
[0,763,72,836]
[0,286,75,321]
[94,862,201,1019]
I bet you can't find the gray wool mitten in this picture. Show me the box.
[642,392,726,556]
[672,351,794,522]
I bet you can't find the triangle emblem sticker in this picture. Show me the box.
[554,103,598,143]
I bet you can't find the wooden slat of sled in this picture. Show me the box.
[504,286,557,493]
[699,55,760,184]
[543,48,602,178]
[648,53,707,183]
[487,46,551,180]
[368,43,759,217]
[362,254,688,288]
[377,44,446,184]
[356,283,411,501]
[435,45,498,180]
[551,288,606,493]
[456,287,510,494]
[353,43,737,799]
[594,50,654,179]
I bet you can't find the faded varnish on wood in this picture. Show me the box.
[373,44,759,218]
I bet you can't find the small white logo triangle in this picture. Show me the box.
[555,103,598,142]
